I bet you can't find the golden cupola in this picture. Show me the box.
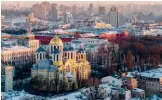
[49,35,63,46]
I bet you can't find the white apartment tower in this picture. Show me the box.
[5,66,14,91]
[64,12,71,24]
[50,3,59,22]
[109,6,119,28]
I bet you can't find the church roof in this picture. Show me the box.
[36,47,45,52]
[38,58,50,69]
[63,45,74,51]
[85,44,96,48]
[77,48,85,53]
[68,46,74,51]
[49,65,57,72]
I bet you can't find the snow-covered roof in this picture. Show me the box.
[52,92,83,100]
[1,32,12,36]
[140,68,162,79]
[35,30,52,34]
[2,91,35,100]
[100,31,119,35]
[2,46,29,51]
[101,76,123,87]
[126,72,135,78]
[132,88,144,93]
[54,29,66,34]
[80,33,97,37]
[64,29,78,33]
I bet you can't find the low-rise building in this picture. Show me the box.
[125,73,138,89]
[101,76,122,88]
[139,68,162,95]
[1,39,39,65]
[131,88,145,99]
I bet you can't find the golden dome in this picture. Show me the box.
[49,35,63,45]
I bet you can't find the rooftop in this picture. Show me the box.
[2,46,29,51]
[132,88,144,93]
[140,68,162,79]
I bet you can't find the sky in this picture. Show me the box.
[2,1,162,8]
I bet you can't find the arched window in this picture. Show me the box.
[65,53,67,57]
[71,52,73,59]
[68,53,69,59]
[58,46,59,50]
[81,55,83,59]
[57,55,59,61]
[40,53,42,59]
[54,55,55,61]
[37,53,39,59]
[54,46,57,49]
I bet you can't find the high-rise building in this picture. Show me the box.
[72,4,78,18]
[41,1,51,20]
[1,15,5,25]
[59,5,66,12]
[109,6,119,28]
[89,3,93,14]
[64,12,71,24]
[41,1,51,11]
[50,3,59,21]
[98,6,105,15]
[5,66,14,91]
[31,3,48,20]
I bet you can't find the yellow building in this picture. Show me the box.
[95,22,112,28]
[1,39,39,64]
[31,35,91,92]
[125,77,138,89]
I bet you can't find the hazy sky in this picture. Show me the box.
[2,1,162,7]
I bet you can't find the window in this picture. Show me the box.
[68,53,69,59]
[57,55,59,61]
[71,53,73,59]
[40,54,42,59]
[54,46,56,49]
[81,55,83,59]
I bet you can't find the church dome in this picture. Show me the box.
[51,48,60,54]
[49,65,57,72]
[77,48,85,53]
[36,47,45,52]
[63,46,68,51]
[49,35,63,45]
[63,45,74,51]
[38,59,50,69]
[68,46,74,51]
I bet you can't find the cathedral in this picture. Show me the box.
[31,35,91,92]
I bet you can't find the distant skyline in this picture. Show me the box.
[2,1,162,8]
